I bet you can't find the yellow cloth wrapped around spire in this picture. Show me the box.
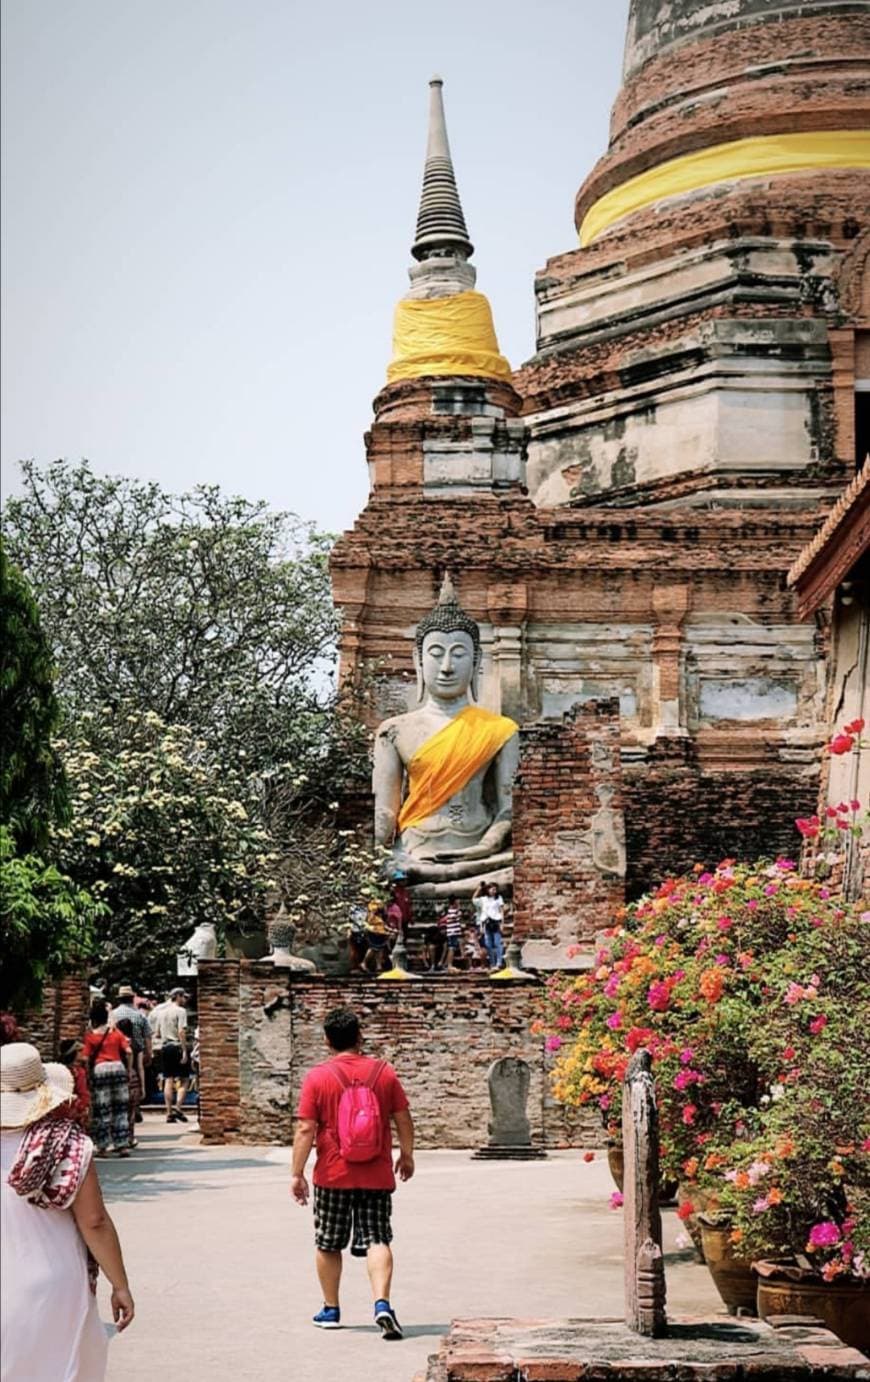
[397,705,518,832]
[387,290,512,384]
[579,130,870,247]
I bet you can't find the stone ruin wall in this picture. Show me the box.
[197,962,595,1150]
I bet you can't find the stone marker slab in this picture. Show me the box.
[416,1315,870,1380]
[472,1056,547,1161]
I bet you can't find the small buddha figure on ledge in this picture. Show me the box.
[373,575,519,897]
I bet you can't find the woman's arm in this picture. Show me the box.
[71,1164,135,1330]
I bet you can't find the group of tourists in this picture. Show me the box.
[350,873,509,974]
[422,882,506,971]
[2,1001,414,1370]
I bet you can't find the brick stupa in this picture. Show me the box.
[331,0,870,962]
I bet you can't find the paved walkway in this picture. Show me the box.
[99,1117,723,1382]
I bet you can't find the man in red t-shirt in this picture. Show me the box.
[291,1007,414,1340]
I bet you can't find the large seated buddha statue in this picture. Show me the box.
[373,576,519,897]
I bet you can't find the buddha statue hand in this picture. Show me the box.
[430,817,512,863]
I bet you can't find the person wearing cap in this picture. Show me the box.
[1,1042,135,1378]
[150,988,191,1123]
[111,983,152,1127]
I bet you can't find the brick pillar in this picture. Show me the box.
[513,698,625,969]
[650,584,690,737]
[197,960,241,1144]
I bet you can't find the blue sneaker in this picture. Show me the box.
[374,1299,403,1340]
[312,1305,341,1329]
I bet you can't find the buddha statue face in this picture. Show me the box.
[419,628,478,702]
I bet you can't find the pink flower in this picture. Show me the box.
[764,884,778,897]
[609,1191,624,1209]
[606,1012,623,1030]
[807,1221,841,1249]
[545,1036,563,1052]
[698,872,713,885]
[647,980,672,1012]
[716,916,733,931]
[714,954,730,966]
[809,1014,828,1035]
[679,1048,695,1065]
[682,1104,697,1126]
[776,858,796,872]
[598,1094,611,1111]
[604,974,621,998]
[746,900,758,911]
[753,1196,770,1214]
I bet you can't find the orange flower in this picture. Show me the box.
[775,1136,795,1158]
[683,1157,699,1179]
[699,968,725,1003]
[767,1187,783,1205]
[704,1152,725,1171]
[734,1171,750,1191]
[729,1228,743,1245]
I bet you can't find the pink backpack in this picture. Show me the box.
[330,1060,386,1163]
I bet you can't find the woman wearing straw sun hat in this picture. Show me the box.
[1,1042,134,1380]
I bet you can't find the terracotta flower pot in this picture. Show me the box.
[607,1142,676,1204]
[755,1262,870,1353]
[607,1141,624,1193]
[699,1220,757,1316]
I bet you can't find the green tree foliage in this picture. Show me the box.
[0,539,69,851]
[4,460,378,981]
[1,826,102,1010]
[3,459,350,788]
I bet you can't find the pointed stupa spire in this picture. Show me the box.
[411,77,474,262]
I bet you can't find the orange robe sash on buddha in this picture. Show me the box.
[397,705,518,833]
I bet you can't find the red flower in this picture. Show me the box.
[795,816,820,838]
[676,1201,694,1220]
[829,734,855,755]
[844,718,865,735]
[626,1025,654,1053]
[583,1151,595,1163]
[809,1014,828,1035]
[682,1104,698,1126]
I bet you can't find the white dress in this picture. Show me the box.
[1,1128,108,1381]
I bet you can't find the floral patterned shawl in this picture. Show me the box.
[7,1114,98,1290]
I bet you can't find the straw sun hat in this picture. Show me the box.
[0,1043,74,1129]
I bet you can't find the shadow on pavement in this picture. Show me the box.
[342,1324,450,1338]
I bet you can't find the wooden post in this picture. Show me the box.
[622,1049,667,1336]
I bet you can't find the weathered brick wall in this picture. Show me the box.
[623,742,817,896]
[198,961,595,1150]
[16,976,90,1057]
[513,701,625,959]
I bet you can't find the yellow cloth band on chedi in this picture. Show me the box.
[579,130,870,247]
[386,290,512,384]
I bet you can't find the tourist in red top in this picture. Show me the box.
[291,1006,414,1340]
[58,1037,91,1131]
[82,1000,132,1157]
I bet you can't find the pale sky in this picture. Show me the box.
[2,0,630,534]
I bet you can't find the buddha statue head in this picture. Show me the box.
[414,573,481,704]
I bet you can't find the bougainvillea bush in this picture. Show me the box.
[535,858,869,1273]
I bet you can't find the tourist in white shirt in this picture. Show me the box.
[480,885,505,970]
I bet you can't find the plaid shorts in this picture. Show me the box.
[313,1186,393,1256]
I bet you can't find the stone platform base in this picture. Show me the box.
[413,1315,869,1380]
[471,1145,548,1161]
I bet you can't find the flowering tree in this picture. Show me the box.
[535,858,869,1275]
[53,711,278,987]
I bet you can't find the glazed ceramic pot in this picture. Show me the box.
[755,1262,870,1353]
[699,1219,757,1316]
